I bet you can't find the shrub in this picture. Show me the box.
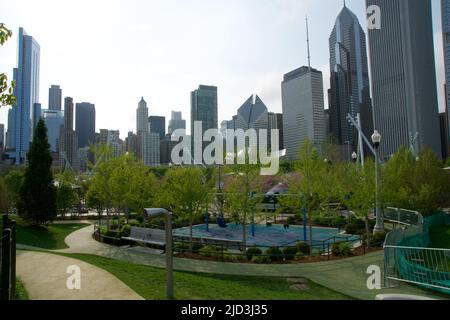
[128,219,141,227]
[372,231,387,247]
[294,252,306,261]
[265,247,283,262]
[118,224,131,237]
[345,223,359,235]
[282,246,299,260]
[252,255,271,264]
[199,245,226,259]
[246,247,262,260]
[296,242,311,255]
[174,242,190,253]
[331,242,353,257]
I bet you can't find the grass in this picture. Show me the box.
[59,253,352,300]
[429,225,450,249]
[16,222,89,250]
[15,278,29,300]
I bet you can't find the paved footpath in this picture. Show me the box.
[16,251,143,300]
[18,224,443,300]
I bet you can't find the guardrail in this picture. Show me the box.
[0,215,16,300]
[383,209,450,295]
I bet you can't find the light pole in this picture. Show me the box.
[371,130,384,234]
[143,208,174,300]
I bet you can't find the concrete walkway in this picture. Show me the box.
[16,251,143,300]
[18,224,443,300]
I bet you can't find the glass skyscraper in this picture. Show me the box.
[328,5,373,156]
[9,27,40,164]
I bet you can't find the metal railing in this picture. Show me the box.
[0,215,17,300]
[383,209,450,295]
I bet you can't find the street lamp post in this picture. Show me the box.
[143,208,174,299]
[371,130,384,234]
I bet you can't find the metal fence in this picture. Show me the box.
[384,209,450,295]
[0,215,17,300]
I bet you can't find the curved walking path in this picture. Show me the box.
[16,251,143,300]
[19,224,442,300]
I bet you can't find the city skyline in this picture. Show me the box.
[0,0,446,140]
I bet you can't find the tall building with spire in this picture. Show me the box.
[8,27,40,164]
[282,18,326,160]
[328,4,373,157]
[367,0,441,159]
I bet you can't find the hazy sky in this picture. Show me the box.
[0,0,445,139]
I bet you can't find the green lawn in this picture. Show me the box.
[60,253,352,300]
[16,222,89,250]
[429,225,450,249]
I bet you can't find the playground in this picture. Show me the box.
[173,223,359,249]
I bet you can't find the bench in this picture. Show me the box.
[122,227,166,248]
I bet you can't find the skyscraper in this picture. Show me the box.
[282,66,326,160]
[48,85,62,111]
[268,112,284,151]
[328,4,373,155]
[441,0,450,156]
[168,111,186,135]
[191,85,218,162]
[148,116,166,140]
[136,97,149,133]
[41,109,64,152]
[75,102,96,148]
[367,0,441,159]
[0,124,4,151]
[9,27,40,164]
[440,113,449,159]
[59,97,79,171]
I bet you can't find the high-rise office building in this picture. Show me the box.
[142,132,160,167]
[442,0,450,155]
[367,0,441,159]
[125,131,137,155]
[168,111,186,135]
[8,27,40,164]
[268,112,284,151]
[282,66,326,161]
[75,102,96,148]
[0,124,4,151]
[60,97,78,170]
[148,116,166,140]
[136,97,149,133]
[49,85,62,111]
[191,85,218,162]
[41,109,64,152]
[328,5,373,155]
[440,112,449,159]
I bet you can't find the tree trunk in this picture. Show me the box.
[106,208,110,231]
[189,217,193,252]
[365,213,371,249]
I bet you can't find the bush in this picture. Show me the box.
[331,242,353,257]
[174,242,190,253]
[199,245,226,259]
[371,231,387,247]
[295,242,311,255]
[118,224,131,237]
[345,223,359,235]
[251,255,271,264]
[128,219,141,227]
[265,247,283,262]
[282,246,299,260]
[246,247,262,260]
[294,252,306,261]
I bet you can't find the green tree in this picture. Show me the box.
[0,23,16,108]
[341,160,376,248]
[56,170,79,219]
[4,169,24,209]
[17,119,57,225]
[0,177,12,215]
[223,149,262,249]
[160,166,211,249]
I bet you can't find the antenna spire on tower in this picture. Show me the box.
[306,16,311,70]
